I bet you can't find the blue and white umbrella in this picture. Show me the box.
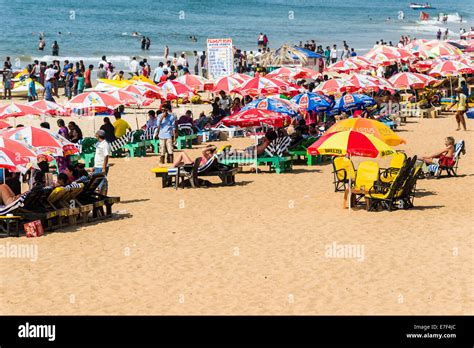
[291,92,334,112]
[334,93,376,112]
[241,96,299,116]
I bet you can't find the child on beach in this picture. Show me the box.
[28,76,37,101]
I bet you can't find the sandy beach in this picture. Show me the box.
[0,95,472,315]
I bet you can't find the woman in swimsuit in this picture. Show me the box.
[172,144,217,167]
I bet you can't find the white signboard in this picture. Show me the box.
[207,38,233,80]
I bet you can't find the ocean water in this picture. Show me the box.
[0,0,473,69]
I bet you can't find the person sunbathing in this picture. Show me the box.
[0,184,20,205]
[421,136,455,165]
[172,144,217,167]
[231,130,277,158]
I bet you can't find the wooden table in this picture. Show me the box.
[343,188,367,209]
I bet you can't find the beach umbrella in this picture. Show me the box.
[0,136,39,159]
[213,76,242,93]
[291,92,334,112]
[1,126,79,157]
[0,120,11,129]
[370,46,414,62]
[26,100,67,116]
[156,80,193,100]
[326,118,406,146]
[221,109,291,128]
[426,42,463,57]
[237,76,287,96]
[241,96,299,116]
[364,51,399,66]
[315,78,356,94]
[0,147,31,172]
[66,92,123,111]
[106,90,151,106]
[308,130,395,157]
[411,59,437,72]
[292,67,322,80]
[347,73,392,93]
[327,59,363,73]
[265,67,300,79]
[176,74,212,90]
[334,93,377,112]
[347,56,373,70]
[429,60,474,77]
[122,83,161,99]
[0,103,41,119]
[229,73,252,83]
[388,72,435,90]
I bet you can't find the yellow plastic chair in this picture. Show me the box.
[354,161,380,191]
[332,157,356,192]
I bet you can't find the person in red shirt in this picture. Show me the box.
[159,70,169,82]
[84,65,93,89]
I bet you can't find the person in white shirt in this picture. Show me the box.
[153,62,164,83]
[93,130,110,195]
[330,45,338,63]
[177,53,187,67]
[129,57,139,76]
[99,55,109,70]
[44,65,58,82]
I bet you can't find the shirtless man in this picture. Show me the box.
[421,136,455,165]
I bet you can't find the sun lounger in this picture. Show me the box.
[0,192,29,237]
[288,136,321,166]
[151,151,239,189]
[427,140,465,178]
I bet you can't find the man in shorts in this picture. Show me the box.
[157,105,177,164]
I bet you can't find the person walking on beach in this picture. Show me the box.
[129,57,139,76]
[447,88,467,131]
[330,45,338,64]
[443,28,449,40]
[157,104,177,165]
[2,62,12,100]
[324,46,331,66]
[164,45,169,60]
[93,130,110,195]
[52,41,59,56]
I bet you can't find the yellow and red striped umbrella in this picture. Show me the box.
[326,118,406,146]
[307,130,395,158]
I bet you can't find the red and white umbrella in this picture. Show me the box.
[156,80,193,100]
[347,56,373,70]
[265,67,300,79]
[213,76,242,93]
[229,73,252,83]
[388,72,435,90]
[237,76,288,96]
[0,103,41,119]
[66,92,123,111]
[122,83,161,99]
[371,46,414,62]
[291,67,322,80]
[429,60,474,77]
[0,136,39,159]
[347,73,394,93]
[0,120,12,129]
[327,59,363,73]
[411,59,437,72]
[176,74,212,90]
[0,147,31,172]
[1,126,79,156]
[315,78,356,94]
[106,90,151,106]
[221,109,291,128]
[364,51,399,66]
[26,100,67,116]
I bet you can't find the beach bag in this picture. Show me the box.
[24,220,44,238]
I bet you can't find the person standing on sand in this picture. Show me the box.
[447,88,467,131]
[193,51,199,75]
[93,130,110,195]
[330,45,338,64]
[164,45,169,60]
[200,51,207,78]
[443,28,449,40]
[153,62,164,83]
[2,63,12,100]
[84,65,93,89]
[157,104,177,165]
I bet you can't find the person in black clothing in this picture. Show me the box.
[67,121,83,143]
[100,117,116,143]
[141,36,146,50]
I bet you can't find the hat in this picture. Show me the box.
[95,130,106,137]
